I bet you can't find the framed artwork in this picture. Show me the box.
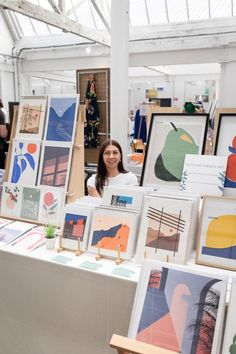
[214,113,236,195]
[0,218,12,229]
[129,260,227,354]
[60,204,92,252]
[180,154,227,196]
[1,183,23,218]
[10,226,45,252]
[15,96,47,140]
[0,221,35,246]
[135,195,194,264]
[222,278,236,353]
[20,187,41,221]
[196,195,236,271]
[44,95,79,142]
[37,142,72,189]
[140,113,209,188]
[88,207,138,260]
[8,139,41,185]
[38,187,65,226]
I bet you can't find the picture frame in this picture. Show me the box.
[1,183,23,219]
[59,204,92,253]
[10,226,45,252]
[44,94,79,143]
[38,186,66,226]
[196,195,236,271]
[0,221,35,247]
[37,141,72,190]
[135,194,194,264]
[222,277,236,353]
[214,113,236,195]
[128,260,227,354]
[8,139,41,186]
[140,113,209,188]
[88,207,138,260]
[180,154,227,196]
[15,96,47,140]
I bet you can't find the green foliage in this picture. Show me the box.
[44,224,57,239]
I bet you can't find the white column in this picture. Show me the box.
[219,61,236,107]
[110,0,129,166]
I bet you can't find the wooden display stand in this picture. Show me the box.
[110,334,177,354]
[146,106,181,134]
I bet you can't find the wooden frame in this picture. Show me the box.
[196,195,236,271]
[222,277,236,353]
[140,113,209,188]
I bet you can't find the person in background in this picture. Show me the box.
[87,139,138,197]
[0,99,8,169]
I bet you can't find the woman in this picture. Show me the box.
[87,139,138,197]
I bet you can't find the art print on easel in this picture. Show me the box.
[222,278,236,353]
[38,187,65,226]
[20,187,41,221]
[8,139,41,185]
[1,183,23,218]
[196,195,236,271]
[141,113,208,188]
[214,114,236,196]
[15,97,47,139]
[11,226,45,252]
[60,205,92,252]
[88,207,138,260]
[136,195,193,264]
[129,261,227,354]
[37,142,72,189]
[44,95,79,142]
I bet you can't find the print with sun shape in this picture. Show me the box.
[38,188,65,226]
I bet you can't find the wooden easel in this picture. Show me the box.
[110,334,177,354]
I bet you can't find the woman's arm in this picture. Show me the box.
[87,186,101,197]
[0,124,7,139]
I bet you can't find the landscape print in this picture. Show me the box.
[63,213,87,241]
[21,187,40,221]
[134,265,225,354]
[45,96,78,142]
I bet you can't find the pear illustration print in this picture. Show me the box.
[154,122,199,181]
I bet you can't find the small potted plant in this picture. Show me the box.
[44,224,57,250]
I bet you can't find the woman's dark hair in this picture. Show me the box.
[95,139,127,195]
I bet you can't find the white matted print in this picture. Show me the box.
[1,183,23,218]
[135,195,193,264]
[38,187,65,226]
[196,196,236,271]
[214,114,236,196]
[0,221,35,247]
[44,95,79,143]
[37,141,72,190]
[222,278,236,353]
[88,207,138,260]
[180,154,227,196]
[128,260,227,354]
[15,96,47,140]
[10,226,45,252]
[8,139,41,185]
[141,113,208,188]
[60,204,92,252]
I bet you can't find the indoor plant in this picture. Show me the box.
[44,224,57,250]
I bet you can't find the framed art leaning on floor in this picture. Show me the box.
[140,113,209,188]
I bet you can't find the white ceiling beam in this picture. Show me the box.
[30,71,76,83]
[0,0,110,46]
[58,0,65,14]
[66,0,87,16]
[48,0,62,14]
[90,0,110,32]
[0,8,19,40]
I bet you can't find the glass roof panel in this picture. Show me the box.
[167,0,188,23]
[147,0,168,24]
[234,0,236,15]
[129,0,148,26]
[14,12,35,36]
[210,0,231,18]
[187,0,209,20]
[31,18,51,35]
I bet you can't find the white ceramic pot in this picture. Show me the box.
[45,237,56,250]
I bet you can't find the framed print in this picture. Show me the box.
[20,187,41,221]
[129,260,227,354]
[141,113,209,188]
[196,195,236,271]
[135,195,194,264]
[38,187,65,226]
[222,278,236,353]
[60,204,92,252]
[44,95,79,142]
[180,154,227,196]
[214,113,236,195]
[10,226,45,252]
[1,183,23,218]
[15,96,47,140]
[88,207,138,260]
[8,139,41,185]
[37,141,72,190]
[0,221,35,247]
[0,218,12,229]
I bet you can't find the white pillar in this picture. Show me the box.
[219,61,236,107]
[110,0,129,166]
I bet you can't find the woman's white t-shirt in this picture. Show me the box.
[87,171,138,190]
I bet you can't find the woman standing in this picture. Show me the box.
[87,139,138,197]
